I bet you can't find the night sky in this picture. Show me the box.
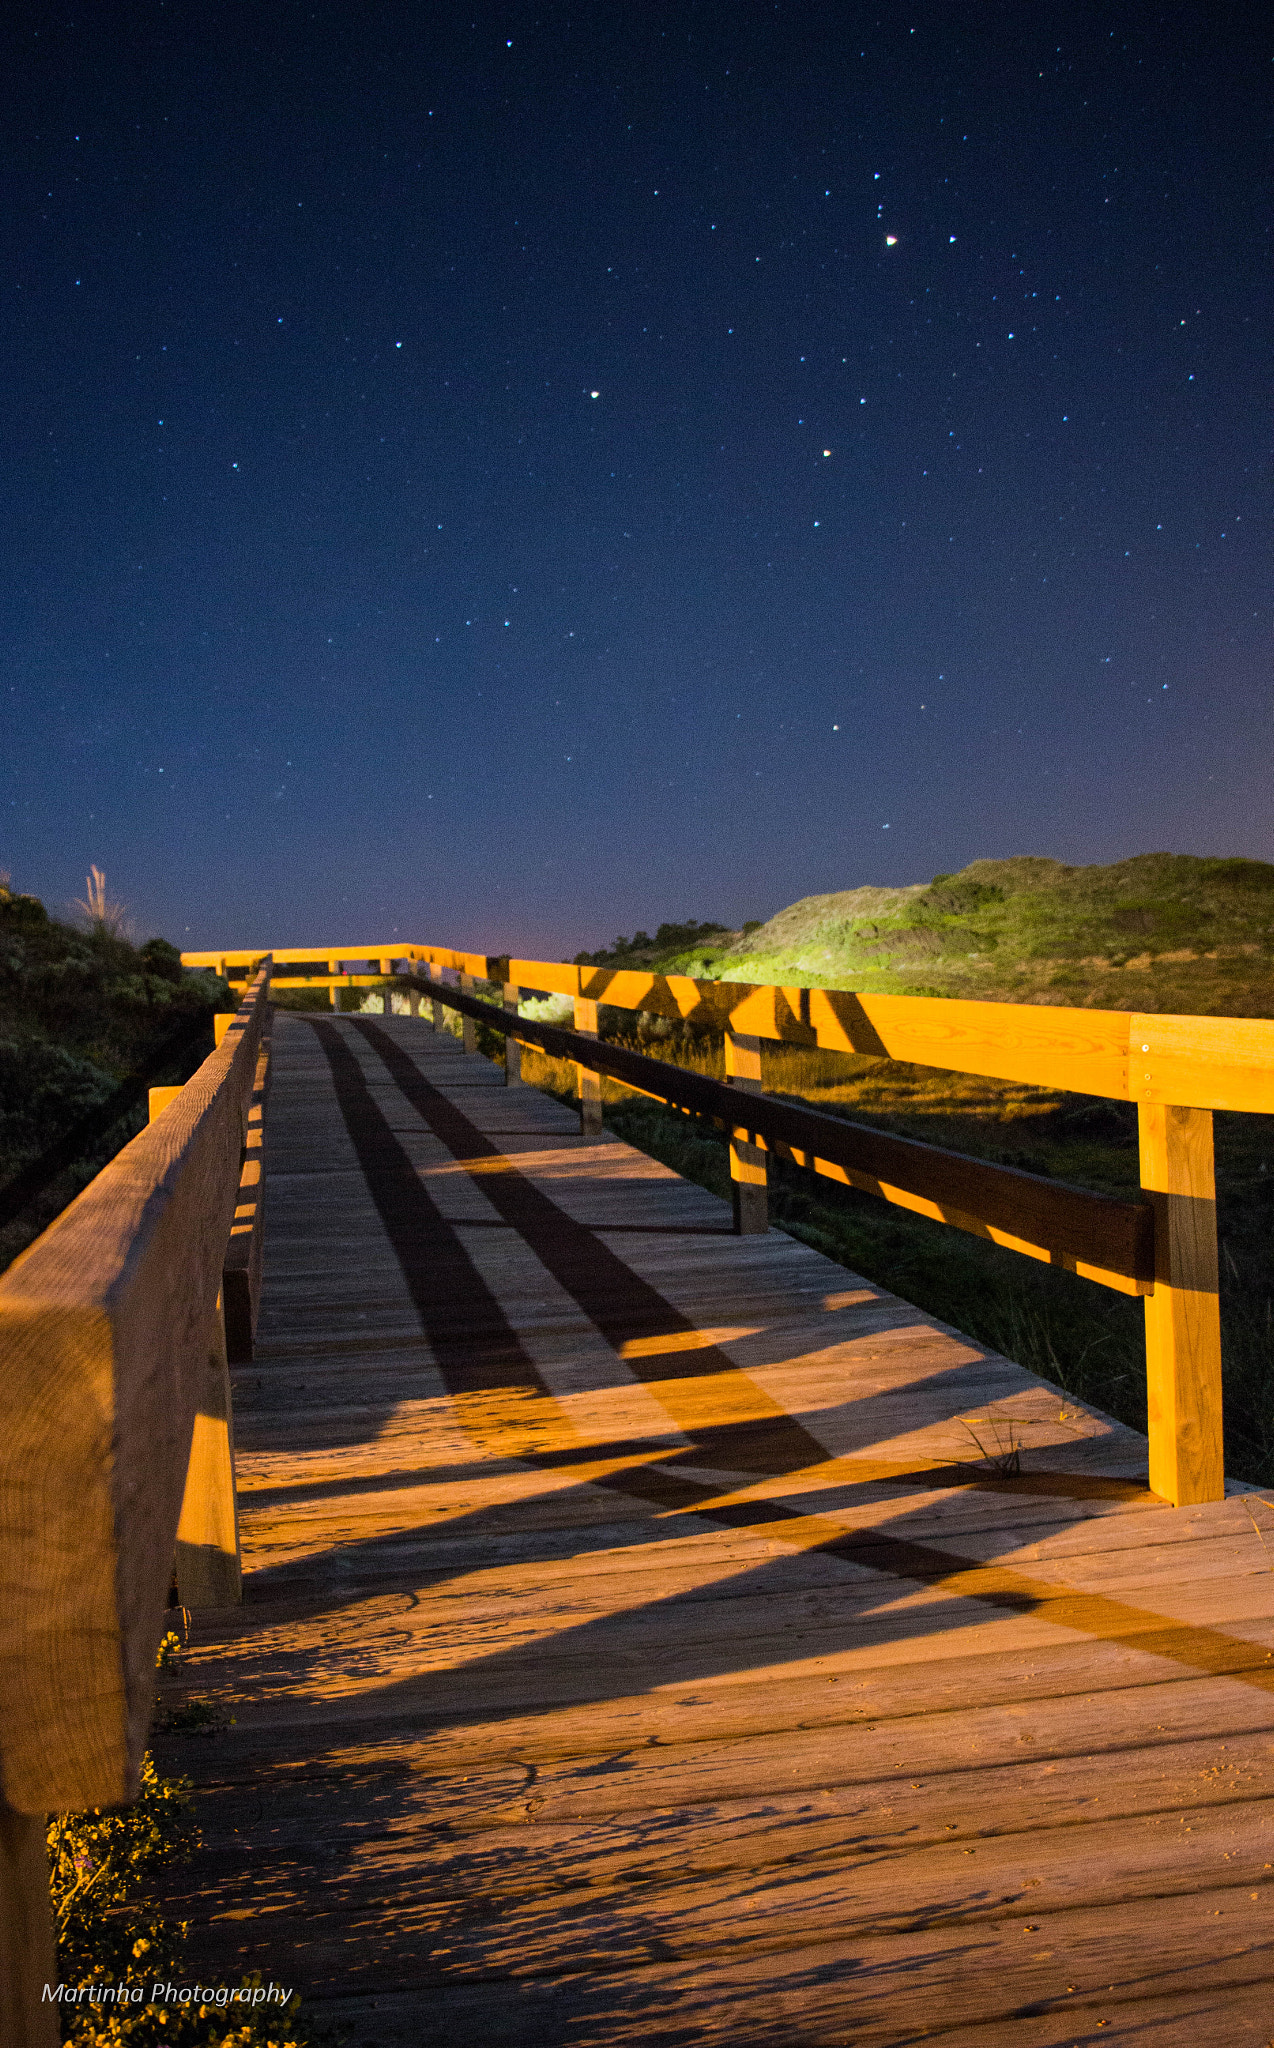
[3,3,1270,957]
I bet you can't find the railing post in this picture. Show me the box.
[0,1801,59,2046]
[429,961,445,1031]
[459,973,478,1055]
[328,960,339,1008]
[504,983,522,1085]
[726,1028,768,1234]
[1138,1102,1224,1506]
[574,996,603,1135]
[223,1022,271,1365]
[174,1290,243,1606]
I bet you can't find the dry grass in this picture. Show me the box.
[73,864,132,939]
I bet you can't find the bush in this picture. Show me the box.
[48,1638,332,2046]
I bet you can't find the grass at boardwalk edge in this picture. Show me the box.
[47,1637,332,2047]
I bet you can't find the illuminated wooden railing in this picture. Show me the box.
[0,965,270,2045]
[183,939,1274,1516]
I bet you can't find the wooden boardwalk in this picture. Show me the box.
[155,1012,1274,2046]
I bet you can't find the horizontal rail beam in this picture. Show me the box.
[427,978,1155,1292]
[0,964,271,1813]
[185,944,1274,1113]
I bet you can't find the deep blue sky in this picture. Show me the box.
[3,2,1270,956]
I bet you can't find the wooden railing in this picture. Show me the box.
[183,939,1274,1514]
[0,965,271,2044]
[0,930,1264,2032]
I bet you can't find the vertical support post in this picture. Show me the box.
[174,1291,243,1606]
[429,961,445,1031]
[503,983,522,1085]
[328,961,340,1010]
[574,996,603,1135]
[0,1802,59,2047]
[459,973,477,1055]
[725,1029,768,1234]
[1138,1102,1224,1506]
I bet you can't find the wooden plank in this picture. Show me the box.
[725,1028,767,1235]
[0,967,267,1811]
[502,983,522,1086]
[147,1014,1274,2044]
[769,1140,1150,1295]
[458,973,478,1056]
[223,1020,271,1363]
[184,944,431,970]
[574,996,603,1136]
[513,963,1137,1097]
[174,1291,242,1608]
[1140,1103,1224,1506]
[426,981,1155,1287]
[1131,1010,1274,1115]
[0,1803,58,2048]
[188,941,1274,1110]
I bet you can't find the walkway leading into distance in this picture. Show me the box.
[154,1011,1274,2046]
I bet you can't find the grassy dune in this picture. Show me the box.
[578,853,1274,1017]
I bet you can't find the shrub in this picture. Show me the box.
[48,1638,332,2046]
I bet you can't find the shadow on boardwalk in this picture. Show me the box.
[154,1016,1274,2047]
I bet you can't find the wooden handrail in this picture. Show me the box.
[408,961,1233,1504]
[0,962,270,1816]
[182,935,1268,1505]
[182,944,1274,1113]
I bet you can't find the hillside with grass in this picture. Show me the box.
[0,880,232,1267]
[575,854,1274,1017]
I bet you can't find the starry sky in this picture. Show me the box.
[3,2,1270,956]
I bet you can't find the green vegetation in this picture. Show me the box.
[48,1634,327,2045]
[576,854,1274,1016]
[0,879,232,1270]
[574,917,745,973]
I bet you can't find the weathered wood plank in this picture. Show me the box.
[149,1013,1274,2043]
[223,1018,272,1363]
[0,1804,57,2047]
[0,969,268,1811]
[1140,1102,1224,1505]
[184,940,1274,1110]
